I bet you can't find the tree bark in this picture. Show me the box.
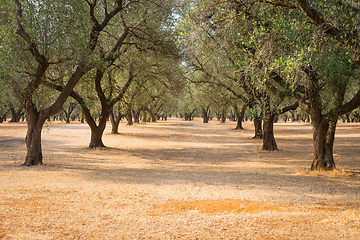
[262,114,278,151]
[302,67,338,171]
[89,123,106,148]
[202,106,209,123]
[0,113,6,123]
[311,117,336,170]
[64,102,77,124]
[24,106,47,166]
[235,103,247,130]
[110,109,122,134]
[252,116,263,139]
[126,107,133,125]
[9,103,23,122]
[220,108,226,123]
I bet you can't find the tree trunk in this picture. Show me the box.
[89,122,106,148]
[202,107,209,123]
[262,114,278,151]
[345,113,351,123]
[273,114,278,123]
[9,103,23,122]
[291,110,296,122]
[151,113,156,122]
[64,102,77,124]
[133,109,141,123]
[142,112,149,122]
[110,110,121,134]
[235,103,246,130]
[252,116,263,139]
[24,110,47,166]
[311,118,336,171]
[220,108,226,123]
[0,113,6,123]
[126,107,133,126]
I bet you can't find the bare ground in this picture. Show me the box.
[1,118,360,239]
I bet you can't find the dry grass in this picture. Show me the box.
[1,118,360,239]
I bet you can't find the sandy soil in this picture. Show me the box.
[0,118,360,239]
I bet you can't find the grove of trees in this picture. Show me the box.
[1,0,360,171]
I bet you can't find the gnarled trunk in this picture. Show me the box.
[235,103,247,130]
[110,110,121,134]
[252,116,263,139]
[9,103,23,123]
[262,114,278,151]
[89,122,106,148]
[126,107,133,126]
[0,113,6,123]
[311,118,336,171]
[133,109,141,123]
[202,107,209,123]
[24,110,47,166]
[220,108,226,123]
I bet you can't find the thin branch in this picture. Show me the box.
[14,0,47,65]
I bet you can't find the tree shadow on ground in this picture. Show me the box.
[2,121,360,205]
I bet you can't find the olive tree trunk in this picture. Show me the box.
[89,122,107,148]
[235,103,247,130]
[311,118,336,170]
[262,114,278,151]
[24,110,47,165]
[110,110,122,134]
[202,106,210,123]
[252,116,263,139]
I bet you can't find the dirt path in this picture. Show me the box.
[1,118,360,239]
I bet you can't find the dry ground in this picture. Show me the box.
[1,118,360,239]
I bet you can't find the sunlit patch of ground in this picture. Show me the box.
[1,118,360,239]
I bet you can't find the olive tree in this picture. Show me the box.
[4,0,131,165]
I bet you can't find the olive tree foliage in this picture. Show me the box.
[189,78,218,123]
[177,1,298,146]
[0,2,20,123]
[47,0,183,148]
[250,0,360,170]
[175,80,198,120]
[138,55,185,123]
[1,0,137,165]
[177,0,360,169]
[234,0,360,169]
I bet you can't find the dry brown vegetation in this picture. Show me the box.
[1,118,360,239]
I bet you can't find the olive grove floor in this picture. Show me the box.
[1,118,360,239]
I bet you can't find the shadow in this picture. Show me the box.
[0,137,25,148]
[2,120,360,203]
[37,154,360,204]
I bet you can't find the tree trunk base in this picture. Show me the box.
[89,143,106,149]
[262,145,279,151]
[23,153,43,166]
[311,159,336,171]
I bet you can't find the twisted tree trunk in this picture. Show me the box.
[311,117,336,170]
[252,116,263,139]
[262,114,278,151]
